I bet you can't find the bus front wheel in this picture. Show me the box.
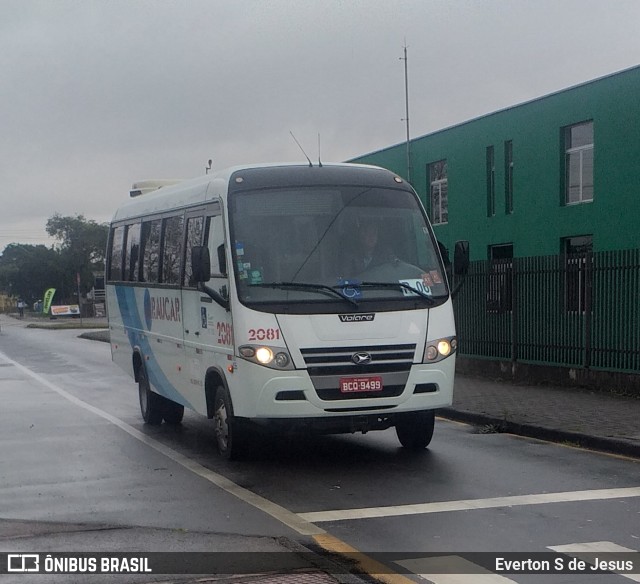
[213,385,243,460]
[395,410,435,450]
[138,367,163,425]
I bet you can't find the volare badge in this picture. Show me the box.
[339,313,375,322]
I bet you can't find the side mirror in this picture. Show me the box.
[454,240,470,276]
[191,246,211,282]
[217,244,227,276]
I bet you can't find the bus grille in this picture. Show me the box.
[300,344,416,400]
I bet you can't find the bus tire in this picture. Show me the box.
[162,398,184,425]
[138,367,164,425]
[213,385,244,460]
[395,410,435,450]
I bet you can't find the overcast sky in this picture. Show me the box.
[2,0,639,252]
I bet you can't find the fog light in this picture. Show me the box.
[275,352,290,368]
[437,340,451,357]
[255,347,273,364]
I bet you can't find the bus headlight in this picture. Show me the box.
[238,345,294,370]
[255,347,273,364]
[423,336,457,363]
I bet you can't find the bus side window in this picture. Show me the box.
[140,219,161,283]
[184,216,204,287]
[161,215,184,285]
[108,225,125,281]
[124,223,141,282]
[205,215,226,278]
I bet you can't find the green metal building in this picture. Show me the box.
[351,64,640,262]
[351,65,640,386]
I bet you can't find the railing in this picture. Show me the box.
[453,249,640,373]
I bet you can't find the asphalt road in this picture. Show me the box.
[1,322,639,584]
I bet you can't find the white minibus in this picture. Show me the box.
[106,163,467,458]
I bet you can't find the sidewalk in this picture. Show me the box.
[0,311,107,329]
[442,373,640,458]
[0,519,364,584]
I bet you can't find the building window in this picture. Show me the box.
[564,121,593,204]
[429,160,448,225]
[563,235,592,313]
[486,146,495,217]
[487,244,513,313]
[504,140,513,214]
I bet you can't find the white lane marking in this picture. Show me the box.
[0,351,324,537]
[396,556,518,584]
[549,542,640,582]
[298,487,640,523]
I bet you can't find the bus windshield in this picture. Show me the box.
[229,185,448,312]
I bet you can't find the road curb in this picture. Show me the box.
[438,407,640,459]
[78,329,110,342]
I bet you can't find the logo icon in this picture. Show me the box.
[352,352,372,365]
[337,279,362,300]
[8,554,39,572]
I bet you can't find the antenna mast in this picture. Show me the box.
[400,42,411,183]
[289,131,313,167]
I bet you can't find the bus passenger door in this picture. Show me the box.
[182,206,232,415]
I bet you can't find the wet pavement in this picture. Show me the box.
[1,311,639,584]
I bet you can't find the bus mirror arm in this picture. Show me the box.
[197,282,230,311]
[453,240,470,276]
[450,240,470,300]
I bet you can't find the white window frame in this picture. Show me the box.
[565,122,593,205]
[429,160,448,225]
[431,179,448,225]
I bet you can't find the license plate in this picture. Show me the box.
[339,376,383,393]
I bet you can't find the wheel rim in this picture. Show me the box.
[214,401,229,452]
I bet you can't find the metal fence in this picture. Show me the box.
[453,249,640,373]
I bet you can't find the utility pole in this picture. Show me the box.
[400,42,411,184]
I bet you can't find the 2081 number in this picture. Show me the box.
[248,328,280,341]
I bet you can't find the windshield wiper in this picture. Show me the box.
[359,281,436,305]
[249,282,359,307]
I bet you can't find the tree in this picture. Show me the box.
[46,214,109,300]
[46,214,108,265]
[0,244,62,303]
[0,215,109,307]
